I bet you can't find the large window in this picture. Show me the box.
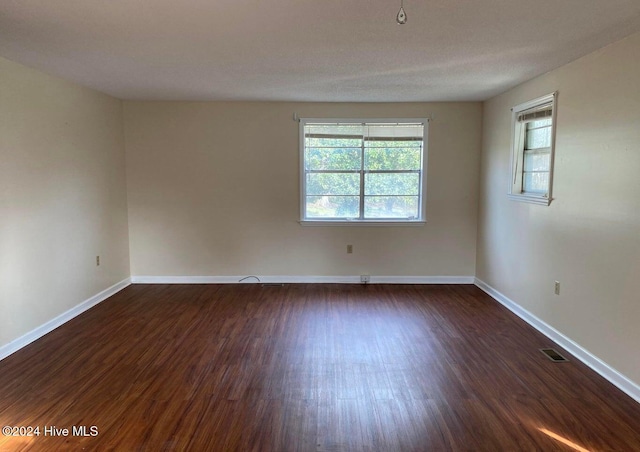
[300,119,427,223]
[509,93,557,205]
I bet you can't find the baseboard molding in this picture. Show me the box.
[474,278,640,404]
[130,275,475,284]
[0,277,131,362]
[373,276,474,284]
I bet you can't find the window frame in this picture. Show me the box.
[299,118,428,225]
[508,92,558,206]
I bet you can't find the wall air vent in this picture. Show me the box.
[540,348,569,362]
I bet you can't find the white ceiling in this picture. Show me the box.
[2,1,640,102]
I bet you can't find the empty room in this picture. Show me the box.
[1,1,640,450]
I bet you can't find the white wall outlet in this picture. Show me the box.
[360,274,370,284]
[554,281,560,295]
[347,244,353,254]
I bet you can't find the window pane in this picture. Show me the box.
[305,124,363,148]
[306,173,359,195]
[523,151,550,172]
[364,196,419,218]
[365,173,419,196]
[526,126,551,149]
[365,124,423,142]
[523,172,549,194]
[306,137,362,148]
[302,121,426,221]
[364,146,421,170]
[306,196,360,218]
[528,118,552,128]
[365,139,422,148]
[306,147,361,170]
[306,124,363,136]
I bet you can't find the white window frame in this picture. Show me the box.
[299,118,428,225]
[508,92,558,206]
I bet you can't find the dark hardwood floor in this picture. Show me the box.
[1,284,639,451]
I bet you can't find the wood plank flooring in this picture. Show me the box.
[1,284,639,451]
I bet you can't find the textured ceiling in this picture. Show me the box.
[1,0,640,102]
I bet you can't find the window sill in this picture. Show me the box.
[299,220,426,227]
[507,193,552,206]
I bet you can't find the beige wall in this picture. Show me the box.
[124,102,482,278]
[2,26,639,393]
[477,32,640,384]
[0,57,130,347]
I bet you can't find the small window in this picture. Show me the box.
[509,93,557,205]
[300,119,427,224]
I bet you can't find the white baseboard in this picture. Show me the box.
[373,276,474,284]
[0,277,131,362]
[474,277,640,404]
[130,275,475,284]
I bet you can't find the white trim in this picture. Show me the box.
[511,92,557,113]
[299,118,306,221]
[299,220,426,227]
[131,275,475,284]
[507,193,551,206]
[0,278,131,362]
[421,123,429,221]
[508,92,558,205]
[299,118,429,224]
[298,117,430,124]
[132,275,254,284]
[474,278,640,404]
[373,276,474,284]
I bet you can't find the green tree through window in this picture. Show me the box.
[301,121,426,221]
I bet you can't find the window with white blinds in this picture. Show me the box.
[300,119,427,223]
[509,93,557,205]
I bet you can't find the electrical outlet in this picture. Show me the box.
[96,256,100,266]
[360,274,370,284]
[347,244,353,254]
[554,281,560,295]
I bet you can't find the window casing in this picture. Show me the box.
[509,93,557,206]
[300,119,428,224]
